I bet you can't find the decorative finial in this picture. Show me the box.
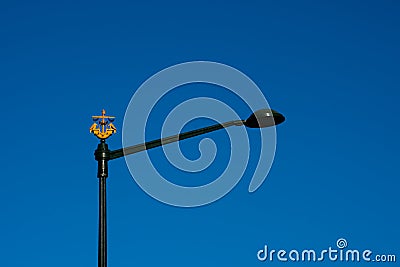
[90,109,116,140]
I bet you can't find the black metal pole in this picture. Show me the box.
[98,177,107,267]
[95,140,110,267]
[90,108,285,267]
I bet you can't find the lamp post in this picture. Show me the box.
[90,108,285,267]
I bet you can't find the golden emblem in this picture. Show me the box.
[90,109,117,140]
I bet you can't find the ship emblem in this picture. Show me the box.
[90,109,116,140]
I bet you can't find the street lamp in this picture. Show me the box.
[90,108,285,267]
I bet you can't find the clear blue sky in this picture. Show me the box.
[1,1,399,266]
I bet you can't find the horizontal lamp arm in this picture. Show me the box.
[109,120,244,160]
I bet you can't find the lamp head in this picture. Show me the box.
[244,109,285,128]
